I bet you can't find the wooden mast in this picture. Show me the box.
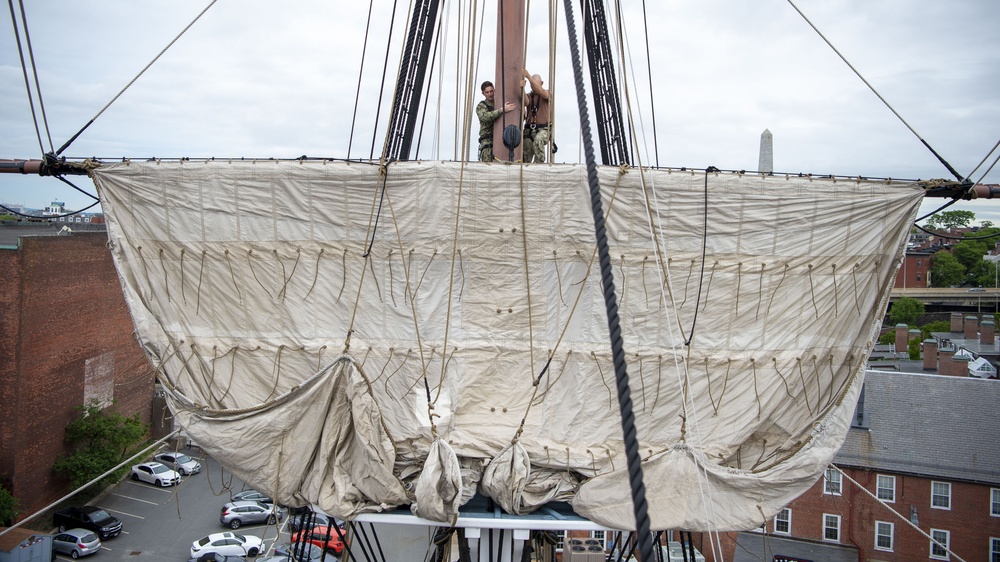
[493,0,526,162]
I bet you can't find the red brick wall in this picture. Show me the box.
[0,233,154,519]
[707,466,1000,562]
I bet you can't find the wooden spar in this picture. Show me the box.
[1,158,994,200]
[493,0,526,162]
[0,159,89,176]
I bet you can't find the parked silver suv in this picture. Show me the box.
[219,501,284,529]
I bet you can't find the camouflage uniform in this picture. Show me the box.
[523,93,550,163]
[476,99,501,162]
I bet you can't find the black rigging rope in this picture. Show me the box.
[561,0,655,559]
[369,0,403,160]
[55,0,219,157]
[8,0,49,155]
[347,0,377,160]
[786,0,967,184]
[640,0,659,167]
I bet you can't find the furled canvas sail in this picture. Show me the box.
[92,159,922,531]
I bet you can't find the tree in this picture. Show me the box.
[930,250,965,288]
[0,485,17,526]
[889,296,925,326]
[925,210,976,230]
[53,402,149,488]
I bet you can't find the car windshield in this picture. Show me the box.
[175,454,193,463]
[234,533,247,542]
[91,509,112,523]
[198,537,211,546]
[151,464,170,473]
[80,532,98,542]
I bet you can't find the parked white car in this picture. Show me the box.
[129,461,181,487]
[155,451,202,475]
[190,532,263,558]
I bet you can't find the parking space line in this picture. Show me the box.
[127,481,177,493]
[107,508,144,520]
[112,492,159,505]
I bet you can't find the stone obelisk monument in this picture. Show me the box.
[758,129,773,173]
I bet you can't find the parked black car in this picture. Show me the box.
[52,505,123,539]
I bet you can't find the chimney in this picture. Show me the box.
[965,316,979,340]
[981,320,995,345]
[948,354,970,377]
[895,324,908,353]
[951,312,964,332]
[938,342,955,374]
[922,339,938,370]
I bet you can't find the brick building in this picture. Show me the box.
[698,370,1000,562]
[0,225,154,519]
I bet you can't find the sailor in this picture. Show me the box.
[476,81,517,162]
[521,69,552,163]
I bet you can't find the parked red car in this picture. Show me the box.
[290,525,345,554]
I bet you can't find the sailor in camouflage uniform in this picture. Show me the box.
[521,70,552,163]
[476,81,516,162]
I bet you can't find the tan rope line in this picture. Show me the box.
[303,248,325,300]
[383,348,412,396]
[179,249,187,305]
[851,262,863,313]
[765,264,789,316]
[831,264,839,316]
[380,187,432,417]
[346,165,391,350]
[806,264,820,319]
[246,249,273,299]
[223,250,243,303]
[196,250,207,315]
[795,357,815,416]
[264,345,286,402]
[734,262,743,316]
[367,252,383,302]
[755,264,766,319]
[277,248,302,300]
[512,168,630,432]
[159,248,171,302]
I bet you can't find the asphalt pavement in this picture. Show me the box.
[54,450,290,561]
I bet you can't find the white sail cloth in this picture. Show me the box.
[93,160,922,531]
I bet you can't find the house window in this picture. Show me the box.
[877,474,895,502]
[990,537,1000,562]
[930,529,950,560]
[917,259,923,267]
[932,481,951,510]
[824,468,842,495]
[992,488,1000,517]
[774,508,791,535]
[916,272,922,281]
[823,514,841,542]
[875,521,893,551]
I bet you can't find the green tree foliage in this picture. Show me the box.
[926,210,976,230]
[953,239,989,271]
[908,337,921,360]
[930,250,965,288]
[53,403,149,489]
[920,320,951,340]
[888,296,925,326]
[0,485,17,526]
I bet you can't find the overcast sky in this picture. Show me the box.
[2,0,998,223]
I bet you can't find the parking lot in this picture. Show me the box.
[54,450,291,561]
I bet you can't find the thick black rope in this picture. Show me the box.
[347,0,377,160]
[560,0,655,558]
